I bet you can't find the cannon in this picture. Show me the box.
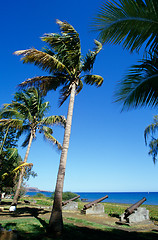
[83,195,108,210]
[125,197,146,217]
[119,197,150,224]
[62,195,80,206]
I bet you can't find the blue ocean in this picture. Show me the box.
[25,191,158,205]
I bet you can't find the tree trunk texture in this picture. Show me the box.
[48,83,76,237]
[11,132,33,206]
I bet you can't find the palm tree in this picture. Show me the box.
[94,0,158,109]
[0,87,66,206]
[14,20,103,236]
[144,115,158,163]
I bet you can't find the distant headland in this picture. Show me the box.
[26,187,52,193]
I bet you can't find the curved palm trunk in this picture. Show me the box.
[11,131,34,206]
[48,82,76,236]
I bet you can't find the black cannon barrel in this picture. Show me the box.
[83,195,108,210]
[125,197,146,215]
[62,195,80,206]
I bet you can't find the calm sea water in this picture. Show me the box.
[25,191,158,205]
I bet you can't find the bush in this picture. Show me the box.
[50,191,79,201]
[33,193,46,198]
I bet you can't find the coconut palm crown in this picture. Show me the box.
[15,20,103,105]
[0,87,66,149]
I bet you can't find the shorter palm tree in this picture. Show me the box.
[0,87,66,205]
[144,115,158,163]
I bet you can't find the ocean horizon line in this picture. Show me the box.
[26,190,158,193]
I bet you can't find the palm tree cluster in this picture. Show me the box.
[1,19,103,236]
[13,19,103,235]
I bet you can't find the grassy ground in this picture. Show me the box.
[1,216,158,240]
[20,196,158,223]
[0,198,158,239]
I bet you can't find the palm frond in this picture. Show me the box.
[0,119,23,130]
[59,83,72,106]
[8,102,32,120]
[144,115,158,144]
[16,125,30,139]
[7,148,18,161]
[2,162,33,180]
[14,48,67,74]
[93,0,158,52]
[18,76,67,95]
[21,132,32,148]
[148,138,158,164]
[82,40,102,72]
[0,107,25,120]
[84,74,103,87]
[41,115,66,128]
[42,20,81,72]
[114,51,158,109]
[43,131,62,150]
[56,19,78,35]
[42,125,53,134]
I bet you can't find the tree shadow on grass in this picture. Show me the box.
[14,207,49,229]
[2,221,47,240]
[1,218,158,240]
[63,223,158,240]
[1,207,49,239]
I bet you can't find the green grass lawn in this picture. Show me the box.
[1,198,158,239]
[1,217,158,240]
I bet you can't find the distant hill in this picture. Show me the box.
[26,187,52,193]
[26,187,40,192]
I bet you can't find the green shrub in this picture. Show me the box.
[50,191,79,201]
[33,193,46,198]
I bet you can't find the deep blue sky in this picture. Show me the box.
[1,0,157,192]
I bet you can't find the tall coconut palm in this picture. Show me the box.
[14,20,103,235]
[94,0,158,109]
[0,87,66,206]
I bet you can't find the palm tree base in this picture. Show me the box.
[47,210,63,237]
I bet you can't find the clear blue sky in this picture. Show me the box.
[1,0,157,192]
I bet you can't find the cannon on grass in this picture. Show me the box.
[119,197,150,224]
[81,195,108,215]
[62,195,80,211]
[62,195,80,206]
[124,197,146,217]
